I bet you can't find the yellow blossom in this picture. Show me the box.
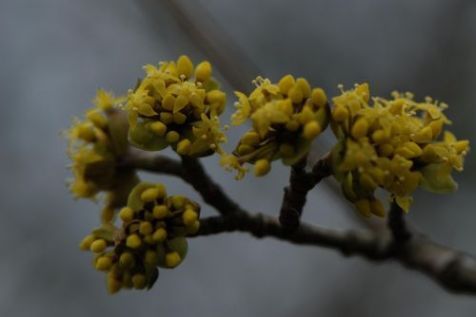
[125,55,227,157]
[66,95,139,224]
[223,75,329,178]
[79,182,198,293]
[331,83,469,215]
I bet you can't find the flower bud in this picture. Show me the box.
[254,159,271,177]
[126,234,142,249]
[195,61,212,82]
[177,55,194,78]
[90,239,107,253]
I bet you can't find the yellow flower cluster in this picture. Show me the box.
[67,90,138,222]
[126,55,227,157]
[79,182,200,293]
[67,55,472,296]
[222,75,329,178]
[331,83,470,216]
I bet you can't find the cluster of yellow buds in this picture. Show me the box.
[126,55,227,157]
[330,83,470,216]
[79,182,200,293]
[67,90,139,222]
[222,75,329,178]
[67,55,472,296]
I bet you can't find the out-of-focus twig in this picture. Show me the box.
[140,0,259,92]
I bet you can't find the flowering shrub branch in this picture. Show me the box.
[124,150,476,294]
[66,55,472,295]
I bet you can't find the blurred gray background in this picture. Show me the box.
[1,0,475,316]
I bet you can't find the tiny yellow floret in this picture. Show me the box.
[182,209,198,226]
[126,234,142,249]
[144,250,159,266]
[302,121,321,140]
[288,85,304,104]
[206,90,226,107]
[119,207,134,223]
[132,273,147,289]
[86,109,108,129]
[139,221,153,235]
[165,251,182,268]
[254,159,271,177]
[311,88,328,107]
[296,78,311,98]
[149,121,167,136]
[75,123,96,142]
[165,131,180,143]
[162,94,175,111]
[237,144,254,155]
[278,74,295,95]
[177,55,194,78]
[171,195,186,210]
[188,220,201,234]
[176,139,192,155]
[90,239,107,253]
[95,256,113,271]
[79,235,95,251]
[140,187,160,202]
[332,106,349,122]
[107,275,122,294]
[159,112,174,124]
[371,130,388,144]
[195,61,212,82]
[153,205,168,219]
[174,95,189,113]
[351,118,369,139]
[152,228,167,242]
[119,252,135,269]
[241,131,261,146]
[173,112,187,125]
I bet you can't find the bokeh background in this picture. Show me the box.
[1,0,475,316]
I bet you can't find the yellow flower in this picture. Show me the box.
[231,92,251,125]
[220,154,248,180]
[189,114,227,156]
[330,83,469,215]
[223,75,329,178]
[66,92,139,222]
[93,89,115,110]
[80,182,199,294]
[125,55,227,157]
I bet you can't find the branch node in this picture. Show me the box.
[278,153,332,229]
[388,202,412,249]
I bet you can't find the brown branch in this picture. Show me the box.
[180,156,245,216]
[398,233,476,294]
[120,148,184,177]
[120,150,244,216]
[122,149,476,294]
[279,153,332,228]
[196,212,476,295]
[388,201,412,244]
[197,213,390,260]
